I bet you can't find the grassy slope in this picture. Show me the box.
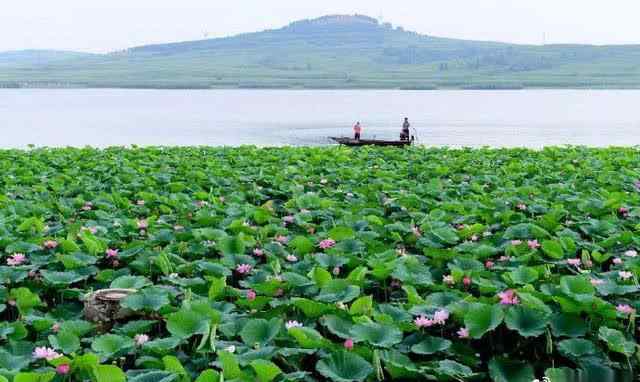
[1,15,640,88]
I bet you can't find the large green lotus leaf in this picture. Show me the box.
[350,322,402,348]
[142,337,183,355]
[166,310,210,339]
[436,360,474,379]
[288,236,314,255]
[56,253,97,269]
[0,348,31,372]
[288,327,331,349]
[507,266,538,285]
[195,370,221,382]
[559,275,594,300]
[391,257,433,287]
[314,253,349,269]
[121,287,170,311]
[544,368,579,382]
[504,306,550,337]
[349,295,373,316]
[328,226,355,241]
[40,270,89,286]
[114,320,155,337]
[429,226,459,245]
[488,357,535,382]
[92,365,126,382]
[550,313,587,337]
[49,329,81,354]
[240,318,281,346]
[250,359,282,382]
[411,336,452,355]
[595,281,639,296]
[379,350,421,379]
[292,298,333,318]
[316,351,373,382]
[218,235,246,256]
[541,240,564,259]
[110,275,151,289]
[91,334,135,359]
[9,287,41,315]
[59,320,95,337]
[321,315,354,339]
[127,371,176,382]
[597,327,636,356]
[557,339,598,358]
[13,372,56,382]
[503,223,550,239]
[464,303,504,339]
[316,280,361,303]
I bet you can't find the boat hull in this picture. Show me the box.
[330,137,412,147]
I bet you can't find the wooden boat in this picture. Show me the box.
[330,137,413,147]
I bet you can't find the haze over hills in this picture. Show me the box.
[2,14,640,89]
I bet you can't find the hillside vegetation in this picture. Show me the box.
[2,15,640,89]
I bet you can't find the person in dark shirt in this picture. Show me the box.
[400,118,410,141]
[353,121,362,140]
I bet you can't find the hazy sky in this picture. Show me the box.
[2,1,640,53]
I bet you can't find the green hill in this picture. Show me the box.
[2,15,640,89]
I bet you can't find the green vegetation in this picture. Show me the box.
[2,15,640,89]
[0,146,639,381]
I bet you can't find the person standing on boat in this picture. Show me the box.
[400,118,410,141]
[353,121,362,140]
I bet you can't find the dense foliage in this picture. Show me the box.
[0,146,639,381]
[2,15,640,89]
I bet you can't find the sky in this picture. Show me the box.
[2,0,640,53]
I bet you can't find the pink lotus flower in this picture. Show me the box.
[136,200,145,206]
[517,203,527,211]
[527,240,540,249]
[33,347,62,361]
[7,253,26,266]
[283,215,295,224]
[590,278,605,286]
[624,250,638,258]
[463,276,472,287]
[319,239,336,249]
[137,219,148,229]
[619,207,629,215]
[455,224,466,230]
[457,327,470,339]
[332,266,341,276]
[510,240,522,246]
[275,235,289,244]
[498,289,519,305]
[43,240,58,249]
[81,226,97,234]
[619,271,633,280]
[470,234,479,242]
[286,254,298,262]
[613,257,623,265]
[433,309,449,325]
[236,264,252,274]
[173,225,184,231]
[81,202,93,211]
[195,200,209,208]
[499,255,511,262]
[134,334,149,346]
[411,225,422,237]
[247,290,257,301]
[285,320,303,329]
[56,364,70,375]
[485,260,495,269]
[344,338,354,350]
[105,248,119,258]
[414,316,434,328]
[253,248,264,257]
[567,258,581,267]
[616,304,636,315]
[52,323,61,333]
[443,275,455,285]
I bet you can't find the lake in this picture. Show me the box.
[1,89,639,148]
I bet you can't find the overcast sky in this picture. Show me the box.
[2,0,639,53]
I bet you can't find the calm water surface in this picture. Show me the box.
[1,89,639,148]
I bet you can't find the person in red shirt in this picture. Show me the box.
[353,121,362,140]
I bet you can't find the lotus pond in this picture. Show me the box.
[0,146,639,382]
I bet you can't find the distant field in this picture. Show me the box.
[1,15,640,89]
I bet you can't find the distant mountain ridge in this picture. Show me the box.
[1,14,640,89]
